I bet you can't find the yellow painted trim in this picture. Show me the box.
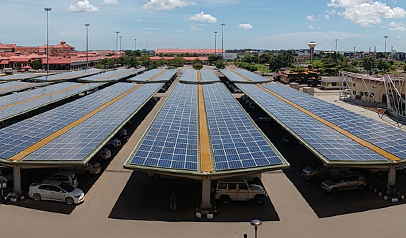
[0,83,87,111]
[0,83,35,91]
[9,84,143,162]
[147,69,167,82]
[230,69,252,82]
[198,84,213,172]
[197,70,201,82]
[256,84,402,162]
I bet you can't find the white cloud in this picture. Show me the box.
[238,23,253,29]
[188,11,217,23]
[397,35,402,38]
[190,25,201,31]
[383,22,406,31]
[328,0,406,27]
[309,25,315,29]
[326,9,336,15]
[102,0,118,5]
[306,15,319,22]
[143,0,196,11]
[324,15,330,20]
[67,0,100,12]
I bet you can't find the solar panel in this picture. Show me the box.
[234,69,270,83]
[203,84,283,170]
[236,83,389,162]
[0,73,41,82]
[127,69,165,82]
[0,82,104,123]
[0,83,161,162]
[219,69,249,83]
[260,83,406,159]
[178,69,198,83]
[23,83,163,162]
[0,82,50,96]
[149,69,178,82]
[129,83,199,171]
[78,68,145,82]
[200,69,221,83]
[34,69,103,82]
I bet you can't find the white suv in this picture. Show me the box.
[215,179,267,205]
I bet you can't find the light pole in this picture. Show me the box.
[145,41,148,55]
[134,39,137,51]
[335,39,338,52]
[85,24,89,69]
[250,219,262,238]
[384,36,388,53]
[214,31,217,55]
[119,36,122,52]
[115,31,119,58]
[221,23,225,60]
[44,7,52,75]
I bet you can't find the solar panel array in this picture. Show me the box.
[178,69,198,83]
[78,68,144,82]
[130,83,199,171]
[203,84,283,170]
[0,82,104,123]
[35,69,103,82]
[23,83,163,161]
[0,73,41,82]
[236,83,388,162]
[200,69,221,83]
[260,84,406,159]
[149,69,178,82]
[0,83,159,161]
[218,69,249,83]
[234,69,270,83]
[0,82,50,96]
[127,69,165,82]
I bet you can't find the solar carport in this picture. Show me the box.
[33,69,104,82]
[78,68,145,83]
[0,73,42,82]
[127,69,178,83]
[232,69,406,193]
[0,82,50,96]
[124,70,289,209]
[0,82,163,194]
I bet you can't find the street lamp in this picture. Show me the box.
[384,36,388,53]
[119,36,122,52]
[250,219,262,238]
[335,39,338,52]
[221,23,225,60]
[115,31,119,58]
[145,41,148,55]
[214,31,217,55]
[134,39,137,51]
[44,7,52,75]
[85,24,89,69]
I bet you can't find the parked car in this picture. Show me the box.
[258,116,272,122]
[28,180,85,205]
[302,165,340,182]
[95,148,111,161]
[47,171,79,187]
[118,134,129,144]
[0,166,13,185]
[65,160,101,176]
[214,179,267,205]
[109,138,121,148]
[118,128,127,136]
[321,171,366,194]
[369,166,406,177]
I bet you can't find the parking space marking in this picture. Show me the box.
[9,84,143,162]
[147,69,167,82]
[198,83,213,173]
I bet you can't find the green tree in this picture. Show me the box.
[362,56,376,73]
[377,59,390,72]
[208,54,222,63]
[170,57,185,68]
[29,59,42,70]
[268,51,293,71]
[215,60,225,69]
[193,63,203,70]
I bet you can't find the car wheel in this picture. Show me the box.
[254,195,264,205]
[220,196,230,205]
[65,197,74,205]
[33,193,41,201]
[311,175,318,182]
[331,188,338,194]
[358,185,364,191]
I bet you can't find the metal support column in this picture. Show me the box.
[201,178,212,209]
[387,165,396,194]
[13,165,21,195]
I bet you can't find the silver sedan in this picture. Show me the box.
[28,180,85,205]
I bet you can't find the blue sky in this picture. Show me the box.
[1,0,406,52]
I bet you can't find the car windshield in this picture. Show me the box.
[59,182,75,192]
[331,175,343,182]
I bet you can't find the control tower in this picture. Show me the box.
[308,41,317,64]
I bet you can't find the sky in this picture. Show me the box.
[1,0,406,52]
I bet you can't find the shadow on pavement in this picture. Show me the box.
[109,171,279,222]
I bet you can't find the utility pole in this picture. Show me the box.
[44,7,52,75]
